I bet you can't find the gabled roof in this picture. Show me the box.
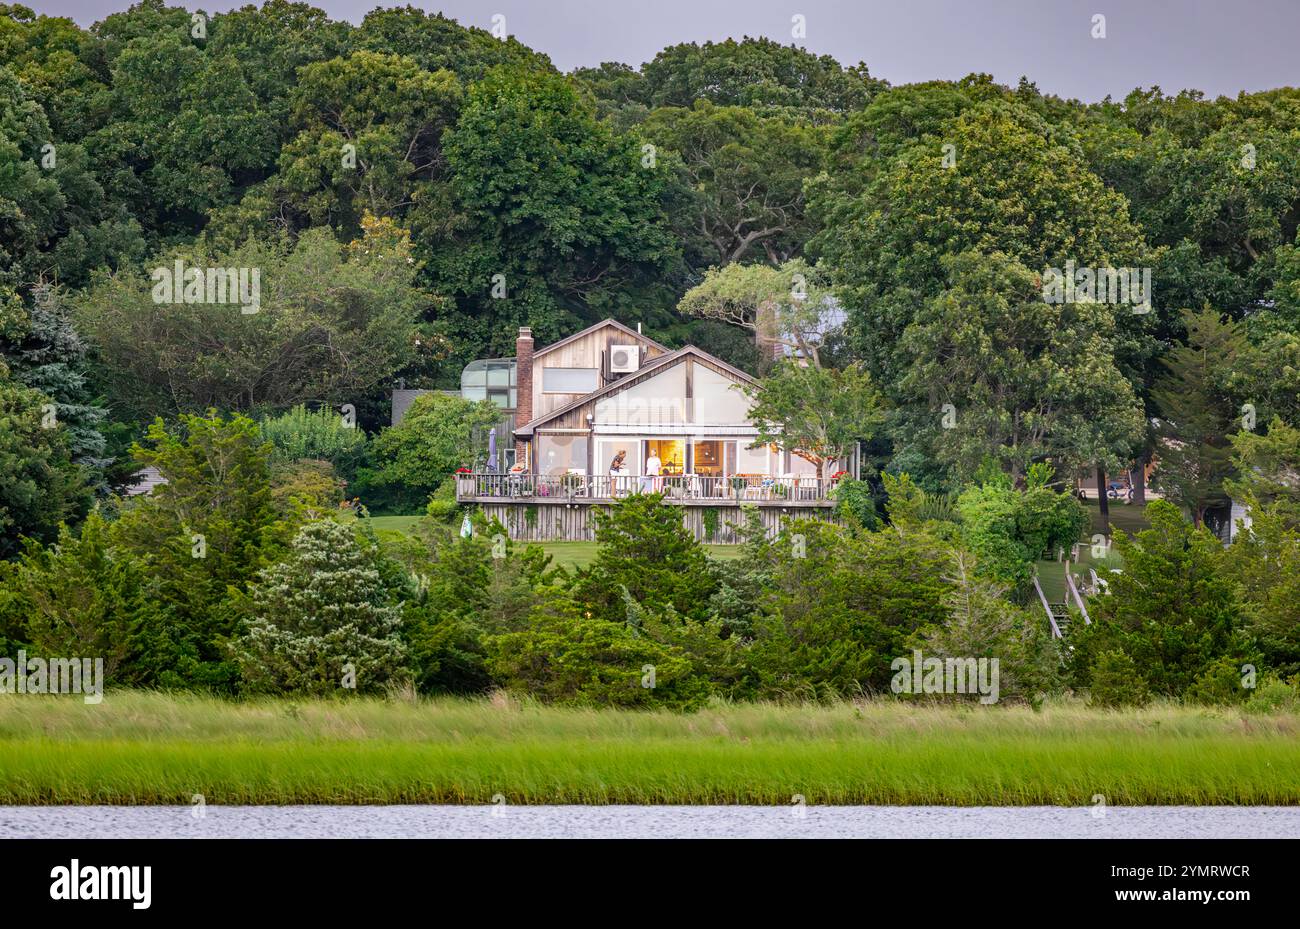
[534,318,668,358]
[516,344,757,437]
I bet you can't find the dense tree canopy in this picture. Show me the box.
[74,215,429,422]
[2,0,1300,618]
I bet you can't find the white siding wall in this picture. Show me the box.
[693,365,752,424]
[594,365,687,425]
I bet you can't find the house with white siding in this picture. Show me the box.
[453,320,855,541]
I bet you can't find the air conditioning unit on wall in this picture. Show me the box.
[609,344,640,373]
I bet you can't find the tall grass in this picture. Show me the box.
[1,692,1297,805]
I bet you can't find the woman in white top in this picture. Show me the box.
[643,451,661,493]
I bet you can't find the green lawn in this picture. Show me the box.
[1090,498,1154,537]
[359,515,741,569]
[2,692,1297,806]
[1035,500,1152,603]
[365,515,424,541]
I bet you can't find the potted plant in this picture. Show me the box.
[561,472,585,495]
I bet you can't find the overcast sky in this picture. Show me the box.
[35,0,1300,102]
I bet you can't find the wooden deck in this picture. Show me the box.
[457,473,838,542]
[456,473,835,506]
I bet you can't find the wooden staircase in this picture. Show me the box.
[1033,558,1093,640]
[1033,575,1066,638]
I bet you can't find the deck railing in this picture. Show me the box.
[456,472,831,503]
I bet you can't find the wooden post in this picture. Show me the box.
[1033,575,1063,639]
[1065,563,1091,625]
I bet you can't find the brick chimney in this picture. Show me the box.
[514,326,533,465]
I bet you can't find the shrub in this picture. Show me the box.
[354,392,500,513]
[270,459,345,517]
[956,478,1030,588]
[830,476,878,528]
[1015,465,1088,560]
[1246,676,1300,714]
[260,404,367,480]
[1088,650,1151,708]
[701,506,720,541]
[955,467,1086,593]
[234,520,409,695]
[0,511,165,686]
[1186,656,1253,706]
[485,597,708,710]
[424,478,460,523]
[882,471,960,532]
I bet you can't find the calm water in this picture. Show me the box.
[2,805,1298,839]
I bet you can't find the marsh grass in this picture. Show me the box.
[1,692,1297,805]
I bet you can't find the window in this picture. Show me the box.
[645,439,685,476]
[461,359,517,411]
[690,439,732,477]
[537,435,589,476]
[543,367,599,393]
[597,440,639,476]
[737,442,771,476]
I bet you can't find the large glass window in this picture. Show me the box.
[690,439,731,477]
[542,367,599,393]
[737,442,772,476]
[787,451,818,476]
[645,439,685,476]
[597,440,639,475]
[537,434,589,476]
[461,359,517,411]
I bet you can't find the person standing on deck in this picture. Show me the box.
[609,449,627,496]
[644,449,662,493]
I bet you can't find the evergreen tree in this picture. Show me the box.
[0,366,91,558]
[1070,500,1250,698]
[572,492,717,624]
[0,511,164,683]
[235,519,409,695]
[402,514,556,694]
[911,550,1061,702]
[741,518,952,699]
[1151,308,1246,526]
[109,411,290,689]
[1220,420,1300,676]
[0,283,108,478]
